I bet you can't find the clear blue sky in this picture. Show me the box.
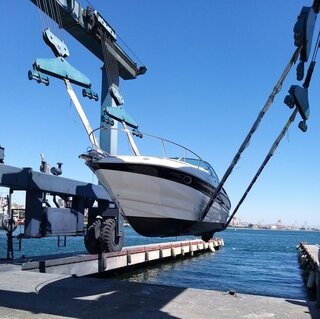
[1,0,319,228]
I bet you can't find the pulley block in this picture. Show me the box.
[28,69,49,86]
[82,88,99,101]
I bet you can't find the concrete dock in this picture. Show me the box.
[0,262,319,319]
[20,239,224,276]
[0,240,319,319]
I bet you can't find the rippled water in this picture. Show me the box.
[118,228,320,299]
[0,227,319,299]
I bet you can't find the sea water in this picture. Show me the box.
[0,227,319,299]
[119,228,320,299]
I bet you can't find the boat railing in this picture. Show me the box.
[89,125,218,179]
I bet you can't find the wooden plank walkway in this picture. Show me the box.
[21,239,224,276]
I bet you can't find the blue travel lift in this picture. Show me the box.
[3,1,318,259]
[0,157,117,259]
[0,0,146,259]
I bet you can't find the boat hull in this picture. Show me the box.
[87,156,230,237]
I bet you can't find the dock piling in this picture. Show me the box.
[298,243,320,306]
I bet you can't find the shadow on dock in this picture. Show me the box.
[0,275,184,319]
[0,270,319,319]
[285,299,320,319]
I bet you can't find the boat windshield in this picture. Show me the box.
[173,157,219,180]
[89,126,220,181]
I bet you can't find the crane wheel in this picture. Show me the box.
[99,218,123,253]
[84,218,102,254]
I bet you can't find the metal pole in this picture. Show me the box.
[6,190,14,260]
[100,68,118,154]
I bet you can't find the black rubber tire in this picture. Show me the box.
[99,218,123,253]
[84,219,102,254]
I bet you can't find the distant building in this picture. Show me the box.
[230,217,241,227]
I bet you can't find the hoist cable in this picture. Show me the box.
[36,0,46,32]
[84,0,145,67]
[52,0,65,40]
[54,0,64,29]
[101,32,120,88]
[116,34,146,67]
[303,30,320,89]
[311,30,320,62]
[48,0,63,39]
[224,108,298,229]
[43,0,52,30]
[35,0,65,43]
[200,46,302,221]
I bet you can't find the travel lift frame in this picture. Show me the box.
[26,0,319,246]
[2,1,319,259]
[0,0,146,259]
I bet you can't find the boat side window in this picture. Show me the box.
[203,161,219,181]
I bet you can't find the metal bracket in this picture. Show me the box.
[105,106,138,129]
[82,88,99,101]
[284,85,310,132]
[110,83,124,105]
[32,57,91,88]
[43,28,70,58]
[288,85,310,120]
[28,68,49,85]
[293,6,317,80]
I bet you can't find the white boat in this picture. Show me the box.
[82,127,231,240]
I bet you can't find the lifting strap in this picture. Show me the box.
[64,79,100,149]
[224,31,320,228]
[200,46,302,221]
[224,108,298,229]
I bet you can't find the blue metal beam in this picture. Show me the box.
[29,0,143,80]
[0,164,110,200]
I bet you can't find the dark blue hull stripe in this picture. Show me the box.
[89,162,216,197]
